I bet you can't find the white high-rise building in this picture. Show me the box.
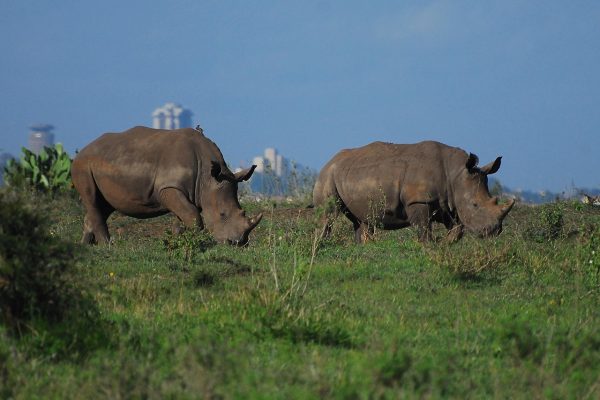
[152,102,193,129]
[244,147,315,195]
[28,124,55,154]
[253,147,287,177]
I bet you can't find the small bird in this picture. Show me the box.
[195,125,204,134]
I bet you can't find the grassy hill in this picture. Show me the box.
[1,192,599,399]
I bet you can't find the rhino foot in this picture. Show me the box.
[445,225,464,243]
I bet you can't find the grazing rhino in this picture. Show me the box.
[313,140,514,243]
[72,126,262,245]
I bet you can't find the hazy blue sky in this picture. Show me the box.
[1,1,599,192]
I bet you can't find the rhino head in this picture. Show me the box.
[452,153,514,237]
[201,162,263,245]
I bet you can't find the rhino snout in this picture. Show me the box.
[476,223,503,238]
[222,213,263,246]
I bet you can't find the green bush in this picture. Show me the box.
[3,144,72,192]
[162,227,216,262]
[524,202,565,242]
[0,191,95,333]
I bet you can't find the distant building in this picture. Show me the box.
[152,102,193,129]
[242,148,316,196]
[252,147,288,177]
[28,124,55,154]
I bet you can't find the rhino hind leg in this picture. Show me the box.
[406,203,434,242]
[76,182,113,244]
[354,222,374,244]
[159,188,204,230]
[316,206,337,240]
[81,207,112,244]
[314,195,341,240]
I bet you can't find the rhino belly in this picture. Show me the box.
[92,165,166,218]
[339,189,409,229]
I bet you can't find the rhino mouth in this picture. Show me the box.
[226,238,249,247]
[476,224,503,238]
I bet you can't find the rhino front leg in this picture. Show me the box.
[171,218,185,235]
[445,224,464,243]
[159,188,204,230]
[406,203,433,242]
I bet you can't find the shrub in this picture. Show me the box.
[0,190,109,358]
[524,202,564,242]
[3,144,72,192]
[162,227,216,262]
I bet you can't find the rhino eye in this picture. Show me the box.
[220,212,227,220]
[472,202,479,208]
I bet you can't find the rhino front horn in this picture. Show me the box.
[249,213,263,230]
[500,199,515,219]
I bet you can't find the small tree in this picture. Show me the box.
[3,144,72,192]
[0,190,80,332]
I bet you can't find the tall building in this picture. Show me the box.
[252,147,287,177]
[240,147,315,196]
[247,148,291,195]
[28,124,55,154]
[152,102,193,129]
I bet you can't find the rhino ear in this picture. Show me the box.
[480,156,502,175]
[210,161,223,179]
[234,165,257,182]
[210,161,236,182]
[466,153,479,171]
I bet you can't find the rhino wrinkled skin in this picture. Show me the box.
[72,126,262,245]
[313,141,514,243]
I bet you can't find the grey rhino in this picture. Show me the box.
[72,126,262,245]
[313,140,514,243]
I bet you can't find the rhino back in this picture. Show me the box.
[74,126,222,215]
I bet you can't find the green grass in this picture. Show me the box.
[1,193,600,399]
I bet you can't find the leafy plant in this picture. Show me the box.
[162,227,216,262]
[3,144,72,192]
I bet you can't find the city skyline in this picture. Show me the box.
[152,102,193,130]
[1,2,599,192]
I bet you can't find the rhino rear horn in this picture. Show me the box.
[235,165,257,182]
[480,157,502,175]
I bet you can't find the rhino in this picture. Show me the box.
[71,126,262,245]
[313,140,514,243]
